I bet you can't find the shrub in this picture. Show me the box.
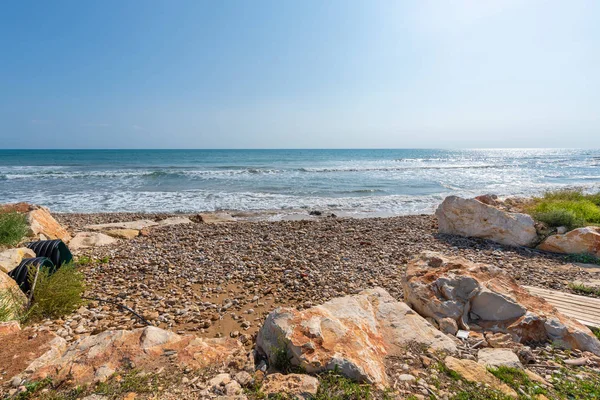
[0,211,28,246]
[527,189,600,229]
[533,209,585,230]
[27,262,85,321]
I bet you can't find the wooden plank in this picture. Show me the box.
[524,286,600,329]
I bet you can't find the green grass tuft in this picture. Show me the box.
[527,189,600,229]
[312,369,372,400]
[26,262,86,321]
[0,211,28,246]
[569,282,600,297]
[0,287,27,322]
[488,366,545,397]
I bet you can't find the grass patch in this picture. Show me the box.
[312,369,372,400]
[26,262,85,321]
[271,344,305,374]
[94,370,159,397]
[0,287,27,322]
[434,361,461,380]
[488,366,545,397]
[14,378,53,400]
[0,211,28,247]
[527,189,600,230]
[569,282,600,297]
[567,253,600,265]
[551,368,600,399]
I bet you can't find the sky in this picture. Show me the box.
[0,0,599,149]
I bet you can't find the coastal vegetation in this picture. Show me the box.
[26,262,85,321]
[0,211,28,247]
[526,189,600,230]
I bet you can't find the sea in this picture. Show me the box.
[1,149,599,218]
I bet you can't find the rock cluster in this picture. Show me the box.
[403,251,600,354]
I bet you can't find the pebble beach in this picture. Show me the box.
[46,212,599,344]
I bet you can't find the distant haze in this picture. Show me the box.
[1,0,599,149]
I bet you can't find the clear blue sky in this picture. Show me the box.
[1,0,598,149]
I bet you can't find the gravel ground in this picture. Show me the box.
[39,213,600,345]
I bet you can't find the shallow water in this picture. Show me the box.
[1,149,598,215]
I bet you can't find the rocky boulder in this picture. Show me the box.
[537,227,600,257]
[256,288,456,386]
[1,203,71,243]
[436,196,538,247]
[25,326,246,384]
[403,252,600,355]
[68,232,118,252]
[0,247,35,273]
[105,229,140,240]
[83,220,158,231]
[0,271,27,320]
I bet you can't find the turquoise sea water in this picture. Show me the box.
[0,149,599,215]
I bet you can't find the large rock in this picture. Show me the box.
[0,247,35,273]
[1,203,71,243]
[260,373,319,399]
[105,229,139,240]
[537,227,600,257]
[83,220,158,231]
[256,288,456,386]
[477,348,522,369]
[157,216,193,226]
[444,356,517,398]
[403,252,600,355]
[26,326,246,384]
[68,232,118,251]
[436,196,538,247]
[0,271,27,320]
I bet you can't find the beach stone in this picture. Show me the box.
[403,252,600,355]
[260,373,319,399]
[105,229,140,240]
[444,356,518,398]
[0,247,35,274]
[26,326,245,384]
[256,287,456,386]
[196,213,236,224]
[436,195,538,247]
[157,216,193,226]
[537,227,600,257]
[477,348,522,369]
[26,206,71,243]
[68,232,117,251]
[0,272,27,319]
[83,220,158,231]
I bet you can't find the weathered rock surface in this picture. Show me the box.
[105,229,140,240]
[27,207,72,243]
[444,356,517,397]
[0,272,27,320]
[403,252,600,355]
[84,220,158,231]
[0,247,35,273]
[68,232,118,251]
[1,329,66,384]
[256,287,456,386]
[477,348,522,369]
[0,321,21,336]
[537,227,600,257]
[27,326,245,384]
[260,373,319,399]
[436,196,538,247]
